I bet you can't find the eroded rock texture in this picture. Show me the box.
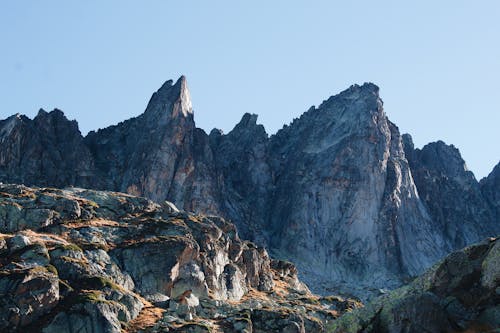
[329,237,500,333]
[1,184,353,332]
[0,77,498,299]
[403,135,498,250]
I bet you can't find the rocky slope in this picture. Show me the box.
[329,236,500,333]
[0,184,361,333]
[0,77,498,299]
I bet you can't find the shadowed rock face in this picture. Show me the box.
[0,110,94,187]
[329,237,500,333]
[0,77,498,299]
[403,135,498,250]
[481,161,500,225]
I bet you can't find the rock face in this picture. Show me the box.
[263,84,444,297]
[0,110,94,187]
[481,161,500,226]
[0,77,498,299]
[0,184,358,332]
[84,76,221,213]
[329,237,500,333]
[403,135,498,250]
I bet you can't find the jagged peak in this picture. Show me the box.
[421,140,459,154]
[0,113,27,137]
[339,82,380,99]
[4,113,23,122]
[175,75,193,117]
[225,113,268,141]
[146,76,193,119]
[33,108,80,130]
[419,140,472,176]
[233,113,266,133]
[238,113,259,126]
[209,128,224,137]
[35,108,67,119]
[402,134,415,151]
[317,82,382,112]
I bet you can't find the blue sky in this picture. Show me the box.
[0,1,499,178]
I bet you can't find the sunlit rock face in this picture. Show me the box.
[84,76,221,214]
[261,84,446,297]
[0,184,352,332]
[0,77,498,299]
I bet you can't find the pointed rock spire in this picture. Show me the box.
[172,75,193,117]
[145,76,193,119]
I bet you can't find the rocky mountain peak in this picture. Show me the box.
[350,82,380,95]
[145,76,193,121]
[401,133,414,150]
[404,138,497,250]
[237,113,259,127]
[418,140,471,178]
[34,108,80,134]
[0,113,27,138]
[309,82,384,131]
[230,113,267,139]
[36,107,64,118]
[173,75,193,117]
[321,82,380,106]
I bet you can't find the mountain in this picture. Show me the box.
[0,184,360,332]
[0,76,498,299]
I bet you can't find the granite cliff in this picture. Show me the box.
[0,76,498,299]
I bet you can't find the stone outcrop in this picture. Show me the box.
[0,184,358,332]
[329,237,500,333]
[0,77,498,299]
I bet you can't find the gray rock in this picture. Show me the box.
[481,161,500,226]
[111,236,199,301]
[43,301,122,333]
[0,78,498,301]
[223,263,247,301]
[0,268,59,331]
[0,184,363,332]
[403,135,498,250]
[7,234,32,252]
[330,237,500,333]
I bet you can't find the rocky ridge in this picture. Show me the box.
[0,77,498,299]
[0,184,360,333]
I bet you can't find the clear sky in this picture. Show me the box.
[1,1,499,178]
